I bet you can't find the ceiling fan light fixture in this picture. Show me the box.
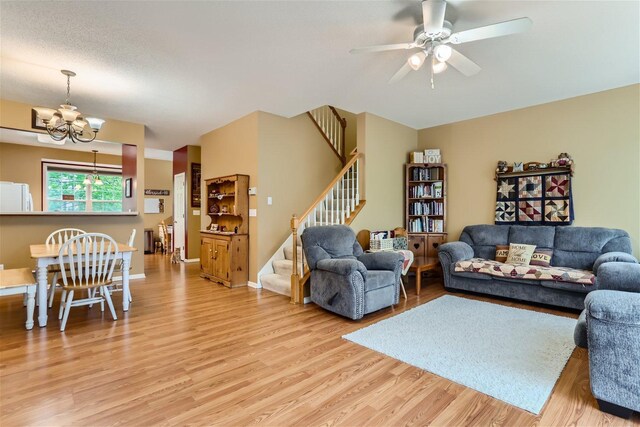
[432,59,448,74]
[408,52,426,71]
[434,44,452,62]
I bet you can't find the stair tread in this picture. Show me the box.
[261,273,291,297]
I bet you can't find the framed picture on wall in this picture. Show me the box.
[191,163,201,207]
[31,109,47,130]
[125,178,132,198]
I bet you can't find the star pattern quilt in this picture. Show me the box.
[495,173,574,225]
[455,258,595,285]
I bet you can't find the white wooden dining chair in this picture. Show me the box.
[91,229,135,304]
[45,228,87,308]
[57,233,119,332]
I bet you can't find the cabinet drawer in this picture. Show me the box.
[408,235,426,258]
[427,235,447,258]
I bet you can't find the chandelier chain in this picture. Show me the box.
[66,74,71,105]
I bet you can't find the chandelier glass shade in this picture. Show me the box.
[84,150,104,186]
[33,70,105,144]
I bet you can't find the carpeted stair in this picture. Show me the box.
[261,237,305,297]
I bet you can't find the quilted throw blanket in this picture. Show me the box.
[455,258,595,285]
[495,172,574,225]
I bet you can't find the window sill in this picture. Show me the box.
[0,211,139,216]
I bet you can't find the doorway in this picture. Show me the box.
[173,172,186,261]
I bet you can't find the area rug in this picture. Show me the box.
[342,295,576,414]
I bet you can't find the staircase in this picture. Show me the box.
[307,105,347,165]
[259,149,364,302]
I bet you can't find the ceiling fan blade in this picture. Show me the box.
[447,48,481,76]
[422,0,447,36]
[449,17,532,44]
[388,62,413,84]
[350,42,416,54]
[389,51,427,83]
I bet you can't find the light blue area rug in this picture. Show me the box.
[343,295,576,414]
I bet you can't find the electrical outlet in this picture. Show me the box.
[267,196,272,205]
[249,209,257,217]
[248,187,257,195]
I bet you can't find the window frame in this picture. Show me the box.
[42,159,123,212]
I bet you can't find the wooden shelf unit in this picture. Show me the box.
[405,163,448,259]
[201,174,249,288]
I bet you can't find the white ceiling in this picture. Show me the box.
[1,1,638,151]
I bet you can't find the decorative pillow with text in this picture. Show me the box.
[495,245,510,263]
[530,248,554,267]
[506,243,537,265]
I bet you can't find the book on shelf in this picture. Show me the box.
[408,200,444,215]
[408,218,444,233]
[410,166,441,181]
[408,182,444,198]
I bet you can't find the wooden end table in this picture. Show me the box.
[409,256,440,294]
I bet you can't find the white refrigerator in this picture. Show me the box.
[0,182,33,212]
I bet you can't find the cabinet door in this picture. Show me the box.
[427,235,447,258]
[200,238,213,275]
[408,235,426,259]
[213,239,230,281]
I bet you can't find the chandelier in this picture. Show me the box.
[83,150,104,186]
[33,70,105,144]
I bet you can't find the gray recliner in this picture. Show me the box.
[574,281,640,418]
[301,225,403,320]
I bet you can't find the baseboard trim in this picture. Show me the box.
[183,258,200,264]
[247,281,261,289]
[303,296,312,304]
[112,273,146,281]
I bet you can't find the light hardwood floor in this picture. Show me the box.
[1,255,638,426]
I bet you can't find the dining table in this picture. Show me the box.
[30,242,137,327]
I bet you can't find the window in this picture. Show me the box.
[43,161,123,212]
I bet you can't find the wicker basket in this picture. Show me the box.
[370,238,394,251]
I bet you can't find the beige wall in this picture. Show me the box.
[350,113,418,232]
[200,112,259,280]
[418,84,640,254]
[0,98,146,275]
[143,158,173,237]
[0,142,122,211]
[257,111,343,274]
[335,107,358,157]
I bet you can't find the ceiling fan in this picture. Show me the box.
[350,0,532,87]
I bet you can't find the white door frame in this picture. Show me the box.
[173,172,186,261]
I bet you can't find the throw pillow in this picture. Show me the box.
[530,248,554,267]
[393,236,408,250]
[506,243,536,265]
[495,245,509,263]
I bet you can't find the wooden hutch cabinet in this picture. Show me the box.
[200,174,249,288]
[405,163,448,259]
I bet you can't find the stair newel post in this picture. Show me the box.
[290,214,301,304]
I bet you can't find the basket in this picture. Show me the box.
[370,238,394,251]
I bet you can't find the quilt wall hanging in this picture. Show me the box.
[494,153,574,225]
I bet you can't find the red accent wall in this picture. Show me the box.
[173,146,188,256]
[122,144,137,213]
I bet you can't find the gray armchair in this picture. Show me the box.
[574,281,640,418]
[301,225,403,320]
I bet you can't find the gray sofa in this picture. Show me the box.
[438,225,638,310]
[301,225,404,320]
[574,289,640,418]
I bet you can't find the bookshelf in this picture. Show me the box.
[405,163,448,258]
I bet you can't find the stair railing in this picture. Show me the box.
[290,151,362,303]
[307,105,347,165]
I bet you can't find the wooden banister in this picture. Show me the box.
[307,105,347,165]
[297,153,362,223]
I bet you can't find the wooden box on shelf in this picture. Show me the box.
[200,174,249,288]
[405,163,448,258]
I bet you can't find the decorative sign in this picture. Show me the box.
[191,163,201,208]
[62,194,75,201]
[145,189,170,196]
